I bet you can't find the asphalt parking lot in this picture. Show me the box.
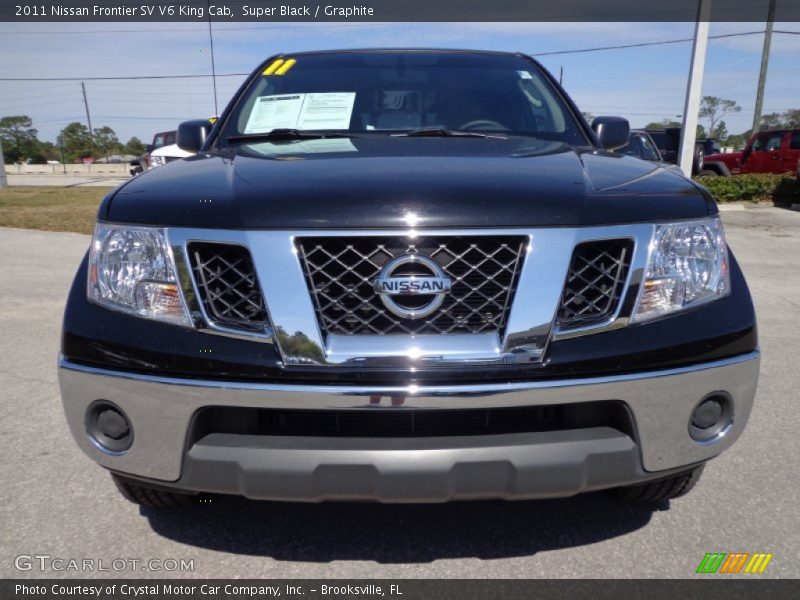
[1,206,798,579]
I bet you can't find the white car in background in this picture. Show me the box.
[148,143,194,169]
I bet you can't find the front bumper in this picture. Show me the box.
[59,352,759,502]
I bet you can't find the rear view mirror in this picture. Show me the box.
[177,119,213,153]
[592,116,630,151]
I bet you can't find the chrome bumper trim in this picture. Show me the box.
[58,352,759,483]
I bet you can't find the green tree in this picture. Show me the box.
[93,126,121,160]
[37,141,58,162]
[699,96,741,139]
[58,122,94,162]
[782,109,800,128]
[759,112,783,130]
[274,327,325,362]
[0,115,41,163]
[725,133,748,150]
[711,120,727,142]
[643,120,705,139]
[124,136,146,156]
[645,119,681,129]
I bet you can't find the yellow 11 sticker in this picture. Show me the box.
[263,58,297,76]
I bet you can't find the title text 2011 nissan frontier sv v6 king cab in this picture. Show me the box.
[59,50,759,508]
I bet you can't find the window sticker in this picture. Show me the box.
[244,94,305,133]
[297,92,356,130]
[517,70,533,80]
[244,92,356,133]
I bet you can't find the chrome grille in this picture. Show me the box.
[296,236,528,336]
[557,239,633,328]
[188,242,269,332]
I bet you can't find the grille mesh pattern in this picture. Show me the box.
[296,236,528,336]
[188,242,268,331]
[557,239,633,327]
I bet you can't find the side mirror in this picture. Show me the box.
[591,116,630,151]
[177,119,212,153]
[145,144,154,153]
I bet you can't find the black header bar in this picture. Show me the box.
[4,579,800,600]
[3,0,800,22]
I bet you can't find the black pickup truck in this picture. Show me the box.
[645,127,722,175]
[59,50,759,508]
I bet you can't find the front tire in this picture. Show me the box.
[611,464,705,502]
[112,474,198,508]
[697,169,719,178]
[692,147,705,175]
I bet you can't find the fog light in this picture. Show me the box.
[689,393,734,444]
[86,400,133,453]
[97,409,130,439]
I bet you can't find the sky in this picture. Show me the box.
[0,21,799,145]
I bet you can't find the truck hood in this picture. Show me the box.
[105,136,713,228]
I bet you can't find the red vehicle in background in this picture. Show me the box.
[702,129,800,177]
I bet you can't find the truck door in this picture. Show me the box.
[784,131,800,174]
[744,132,786,174]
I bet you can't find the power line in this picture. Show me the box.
[93,116,198,121]
[1,29,778,82]
[33,117,85,125]
[0,99,84,109]
[532,30,766,56]
[0,73,249,82]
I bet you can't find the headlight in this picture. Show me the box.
[87,224,191,326]
[632,217,730,322]
[149,155,166,168]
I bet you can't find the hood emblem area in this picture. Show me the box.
[373,255,452,319]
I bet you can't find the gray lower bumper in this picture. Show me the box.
[59,352,759,501]
[178,429,649,502]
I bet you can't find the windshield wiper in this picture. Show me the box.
[393,127,505,139]
[226,129,357,143]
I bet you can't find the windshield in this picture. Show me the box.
[220,51,588,145]
[152,131,176,149]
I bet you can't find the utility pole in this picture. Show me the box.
[58,134,66,174]
[81,81,95,157]
[559,66,563,86]
[207,0,219,116]
[678,0,711,178]
[0,138,7,188]
[751,0,776,133]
